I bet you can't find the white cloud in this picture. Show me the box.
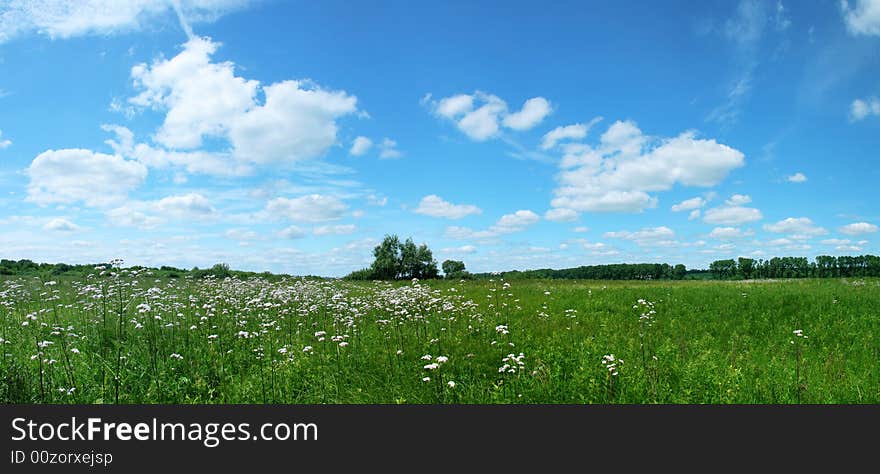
[429,91,552,141]
[541,119,602,150]
[725,194,752,206]
[841,0,880,36]
[689,209,702,221]
[26,148,147,207]
[440,245,477,254]
[849,97,880,121]
[763,217,828,237]
[493,210,540,232]
[839,221,879,235]
[544,208,579,222]
[104,192,216,229]
[278,225,306,239]
[573,226,589,233]
[0,0,252,43]
[502,97,552,131]
[550,121,744,214]
[821,238,851,245]
[313,224,356,236]
[225,228,258,241]
[349,136,372,156]
[414,195,481,219]
[378,138,402,159]
[786,172,808,183]
[43,217,80,232]
[703,206,763,225]
[709,227,753,240]
[105,206,162,229]
[603,226,675,246]
[671,196,706,212]
[444,209,540,240]
[128,36,358,171]
[265,195,348,222]
[154,192,216,219]
[0,130,11,149]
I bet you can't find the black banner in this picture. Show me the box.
[2,404,877,471]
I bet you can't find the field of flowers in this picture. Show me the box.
[1,264,878,404]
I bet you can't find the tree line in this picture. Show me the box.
[707,255,880,279]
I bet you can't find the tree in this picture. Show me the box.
[365,234,439,280]
[442,260,468,279]
[672,264,687,280]
[370,235,402,280]
[737,257,755,279]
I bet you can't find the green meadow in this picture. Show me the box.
[2,270,877,404]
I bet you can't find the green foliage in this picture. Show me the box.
[366,235,439,280]
[442,260,470,279]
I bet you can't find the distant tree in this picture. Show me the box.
[442,260,468,279]
[672,264,687,280]
[370,235,402,280]
[367,235,439,280]
[737,258,755,279]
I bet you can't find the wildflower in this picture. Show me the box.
[447,381,456,388]
[207,334,219,340]
[601,354,622,376]
[70,348,80,354]
[424,363,440,370]
[436,356,449,364]
[422,377,431,382]
[302,346,313,354]
[421,354,432,361]
[170,353,183,360]
[236,331,250,338]
[338,341,349,348]
[396,350,404,356]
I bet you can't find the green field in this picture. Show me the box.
[2,269,878,404]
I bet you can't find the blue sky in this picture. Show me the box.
[1,0,879,276]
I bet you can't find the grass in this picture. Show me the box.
[1,268,878,404]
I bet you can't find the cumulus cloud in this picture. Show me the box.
[763,217,828,237]
[265,194,348,222]
[128,36,358,171]
[414,195,481,219]
[841,0,880,36]
[549,120,744,213]
[26,148,147,207]
[703,206,763,225]
[502,97,552,131]
[603,226,675,245]
[786,172,808,183]
[378,138,402,159]
[278,225,306,239]
[541,118,602,150]
[313,224,356,236]
[671,196,706,212]
[849,97,880,121]
[440,245,477,254]
[444,210,540,240]
[0,0,252,43]
[725,194,752,206]
[349,136,372,156]
[708,226,753,240]
[104,192,216,229]
[839,221,879,235]
[43,217,80,232]
[544,208,579,222]
[429,91,551,140]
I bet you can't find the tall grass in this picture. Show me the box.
[1,270,877,403]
